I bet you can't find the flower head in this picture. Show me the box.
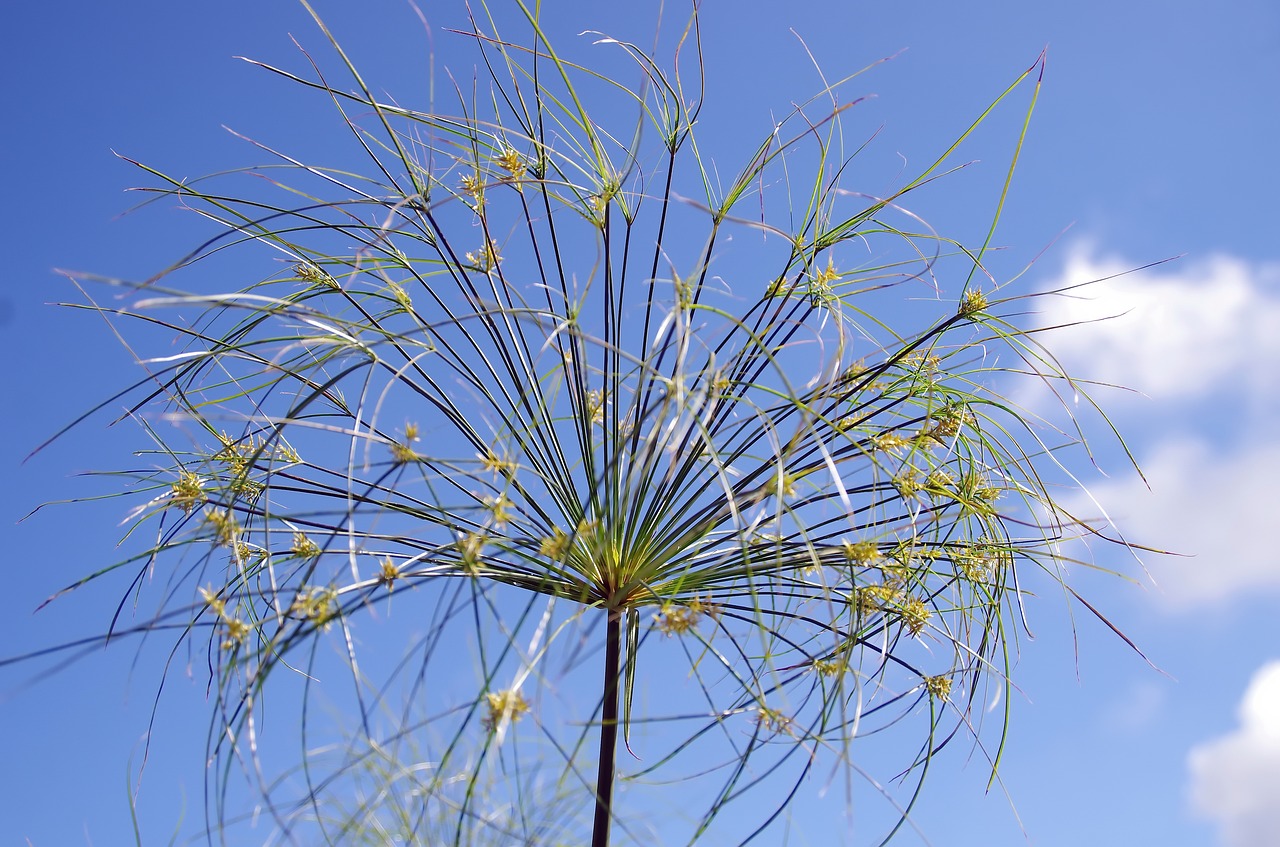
[483,689,530,730]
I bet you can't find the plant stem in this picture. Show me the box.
[591,611,622,847]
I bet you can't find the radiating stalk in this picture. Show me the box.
[591,610,623,847]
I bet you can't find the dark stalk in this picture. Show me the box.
[591,610,623,847]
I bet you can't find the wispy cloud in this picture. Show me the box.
[1101,678,1168,732]
[1188,661,1280,847]
[1029,248,1280,609]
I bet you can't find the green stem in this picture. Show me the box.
[591,611,623,847]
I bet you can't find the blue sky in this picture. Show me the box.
[3,2,1279,845]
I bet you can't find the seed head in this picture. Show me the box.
[170,471,206,513]
[899,597,932,636]
[294,262,338,289]
[495,147,526,182]
[290,531,322,560]
[378,557,401,590]
[842,540,881,567]
[958,288,989,318]
[924,674,952,700]
[483,689,530,730]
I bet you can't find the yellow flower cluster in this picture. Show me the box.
[200,586,251,651]
[483,689,530,729]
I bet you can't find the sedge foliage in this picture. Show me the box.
[37,2,1138,845]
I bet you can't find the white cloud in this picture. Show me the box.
[1189,661,1280,847]
[1029,248,1280,405]
[1031,248,1280,608]
[1069,437,1280,609]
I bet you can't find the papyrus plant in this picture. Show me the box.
[39,2,1138,844]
